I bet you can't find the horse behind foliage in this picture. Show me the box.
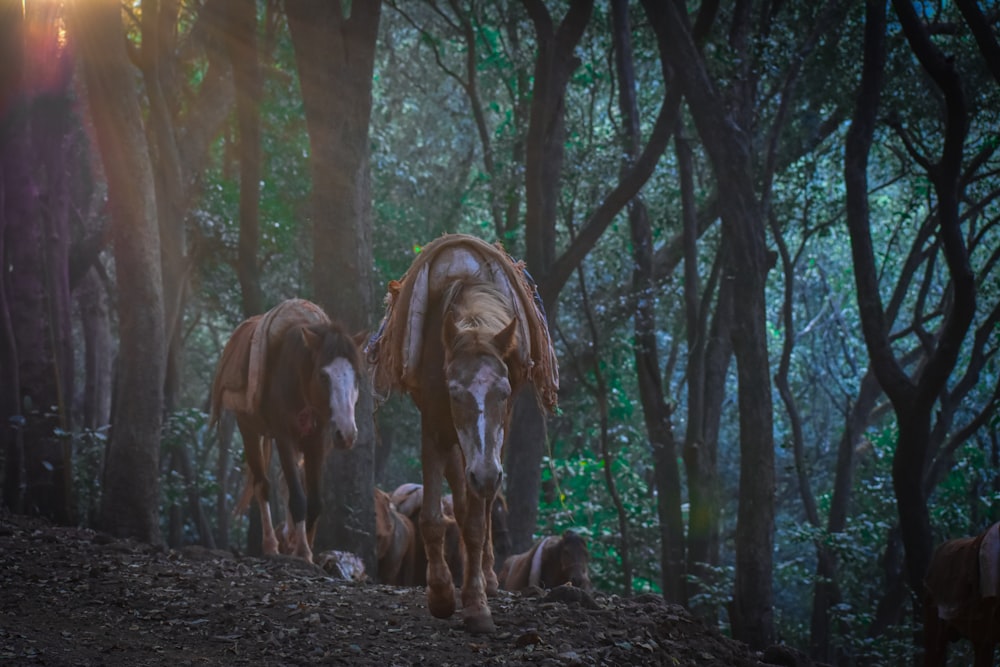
[368,234,558,633]
[375,487,417,585]
[389,482,510,587]
[211,299,362,563]
[923,521,1000,667]
[498,530,592,593]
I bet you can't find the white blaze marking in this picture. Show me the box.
[469,366,495,456]
[323,358,358,429]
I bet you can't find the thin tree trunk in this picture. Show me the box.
[214,410,235,549]
[644,0,777,646]
[78,267,112,432]
[72,0,167,544]
[0,0,26,513]
[810,371,881,662]
[611,0,684,603]
[225,0,263,318]
[509,0,593,554]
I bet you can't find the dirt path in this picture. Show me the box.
[1,512,806,666]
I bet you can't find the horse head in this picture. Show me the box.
[442,291,517,501]
[301,323,363,449]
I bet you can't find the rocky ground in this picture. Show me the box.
[0,511,819,666]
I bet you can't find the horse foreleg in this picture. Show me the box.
[240,427,279,556]
[421,452,456,619]
[458,489,495,634]
[482,496,498,596]
[276,439,312,562]
[302,442,324,553]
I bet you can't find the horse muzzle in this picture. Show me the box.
[332,424,358,450]
[466,463,502,499]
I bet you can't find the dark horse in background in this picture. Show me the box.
[498,530,592,593]
[211,299,362,563]
[923,521,1000,666]
[368,234,559,633]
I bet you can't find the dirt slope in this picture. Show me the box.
[1,512,810,666]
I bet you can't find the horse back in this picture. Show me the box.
[211,315,263,424]
[926,522,1000,627]
[247,299,330,414]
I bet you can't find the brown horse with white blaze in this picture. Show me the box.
[368,235,559,633]
[415,278,515,630]
[211,299,362,563]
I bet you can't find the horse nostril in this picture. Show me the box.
[496,470,503,489]
[468,470,479,491]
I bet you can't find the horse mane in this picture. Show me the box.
[443,279,515,353]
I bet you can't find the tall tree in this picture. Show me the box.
[71,0,167,543]
[134,0,234,411]
[845,0,976,607]
[0,0,27,512]
[222,0,263,319]
[611,0,684,603]
[1,0,78,522]
[285,0,381,573]
[642,0,777,648]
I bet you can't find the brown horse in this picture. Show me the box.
[924,521,1000,666]
[211,299,362,563]
[390,482,510,587]
[498,530,592,593]
[375,487,417,585]
[369,235,558,632]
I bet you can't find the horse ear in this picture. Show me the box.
[493,319,517,355]
[301,325,321,351]
[352,330,369,349]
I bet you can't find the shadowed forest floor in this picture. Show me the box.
[1,512,823,666]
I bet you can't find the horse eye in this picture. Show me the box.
[496,379,511,399]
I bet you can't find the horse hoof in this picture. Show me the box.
[463,609,496,634]
[427,586,457,619]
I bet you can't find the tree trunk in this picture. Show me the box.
[6,1,75,524]
[844,0,976,612]
[77,267,113,432]
[0,0,27,512]
[138,0,233,412]
[611,0,684,603]
[510,0,593,554]
[680,142,729,615]
[72,0,167,544]
[810,371,881,662]
[644,0,777,647]
[285,0,381,572]
[224,0,263,319]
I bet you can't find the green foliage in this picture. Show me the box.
[158,409,243,549]
[71,426,107,528]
